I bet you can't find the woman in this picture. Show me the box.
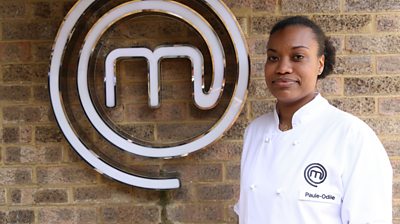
[235,16,392,223]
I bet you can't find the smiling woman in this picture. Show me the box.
[235,16,393,224]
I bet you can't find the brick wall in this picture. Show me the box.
[0,0,399,223]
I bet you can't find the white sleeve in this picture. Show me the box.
[341,125,392,223]
[234,126,251,218]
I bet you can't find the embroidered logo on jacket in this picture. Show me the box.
[304,163,327,187]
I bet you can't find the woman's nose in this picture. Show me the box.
[276,58,292,74]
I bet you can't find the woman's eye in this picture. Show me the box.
[267,56,278,62]
[293,54,304,61]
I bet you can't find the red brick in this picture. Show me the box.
[166,204,224,222]
[162,163,222,182]
[0,189,5,205]
[252,0,276,11]
[8,209,35,223]
[102,205,161,224]
[2,21,59,40]
[2,64,48,83]
[196,184,237,201]
[0,85,31,101]
[3,106,50,123]
[73,185,132,203]
[33,189,68,204]
[0,2,25,18]
[39,207,97,224]
[125,103,187,122]
[0,168,32,185]
[37,166,97,185]
[192,141,242,161]
[35,126,64,143]
[248,78,273,99]
[166,185,194,202]
[226,163,241,181]
[0,42,31,62]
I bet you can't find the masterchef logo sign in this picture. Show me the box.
[49,0,249,189]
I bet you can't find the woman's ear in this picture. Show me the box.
[318,55,325,75]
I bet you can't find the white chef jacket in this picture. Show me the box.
[235,94,392,224]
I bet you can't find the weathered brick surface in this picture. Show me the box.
[312,15,372,33]
[0,85,30,101]
[379,98,400,116]
[377,55,400,74]
[0,189,6,205]
[166,204,225,223]
[251,16,281,35]
[0,0,399,223]
[346,35,400,54]
[282,0,339,13]
[2,21,59,40]
[344,76,400,95]
[5,145,62,164]
[329,97,376,115]
[35,126,64,143]
[0,168,32,185]
[377,15,400,32]
[334,56,373,75]
[195,184,237,201]
[364,118,400,135]
[37,166,97,185]
[383,139,400,157]
[73,185,133,203]
[102,206,161,224]
[0,2,25,19]
[34,189,68,204]
[345,0,400,12]
[226,163,241,181]
[39,207,97,224]
[0,42,31,62]
[248,78,273,99]
[162,163,223,182]
[3,106,50,123]
[2,64,48,83]
[317,77,343,95]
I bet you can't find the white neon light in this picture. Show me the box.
[105,46,204,109]
[49,0,249,189]
[48,0,180,189]
[77,0,227,157]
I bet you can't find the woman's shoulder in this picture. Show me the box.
[325,103,376,136]
[246,112,275,131]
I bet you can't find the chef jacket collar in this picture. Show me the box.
[273,93,328,131]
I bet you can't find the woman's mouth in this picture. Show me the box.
[272,77,299,88]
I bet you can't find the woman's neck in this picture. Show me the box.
[276,93,317,131]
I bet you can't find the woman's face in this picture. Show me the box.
[264,25,325,107]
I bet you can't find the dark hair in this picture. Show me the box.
[270,16,336,79]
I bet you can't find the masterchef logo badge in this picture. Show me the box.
[49,0,249,189]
